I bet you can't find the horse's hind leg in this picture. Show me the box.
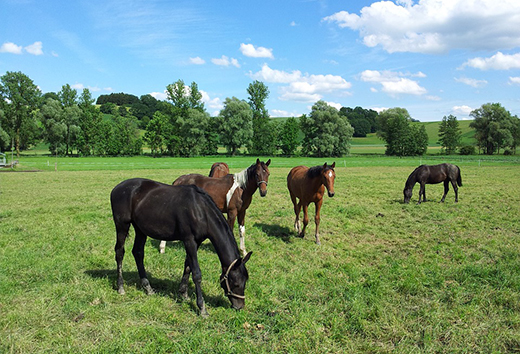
[441,180,449,202]
[159,240,167,254]
[418,183,426,204]
[132,227,154,295]
[301,203,309,238]
[179,257,191,300]
[114,222,130,295]
[451,180,459,202]
[290,192,301,235]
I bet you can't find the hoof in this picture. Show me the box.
[316,241,321,246]
[159,248,165,254]
[118,288,125,295]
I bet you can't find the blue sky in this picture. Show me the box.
[1,0,520,121]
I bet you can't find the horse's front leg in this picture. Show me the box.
[290,193,302,235]
[301,203,309,238]
[132,228,154,295]
[237,210,247,257]
[184,239,208,317]
[417,183,426,204]
[314,199,323,245]
[441,180,449,202]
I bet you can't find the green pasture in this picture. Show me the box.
[1,155,519,353]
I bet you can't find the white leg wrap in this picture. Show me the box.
[159,240,166,254]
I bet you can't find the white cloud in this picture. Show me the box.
[189,56,205,65]
[290,21,298,27]
[150,91,168,100]
[461,52,520,70]
[325,101,343,110]
[455,77,488,88]
[0,42,23,54]
[271,109,299,117]
[360,70,427,96]
[240,43,274,59]
[250,64,352,103]
[211,55,240,68]
[24,41,43,55]
[200,90,223,112]
[509,77,520,85]
[324,0,520,54]
[70,83,109,92]
[452,105,473,116]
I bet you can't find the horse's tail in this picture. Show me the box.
[456,166,462,187]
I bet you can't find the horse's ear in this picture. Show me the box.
[242,251,252,264]
[323,162,328,168]
[331,162,335,168]
[256,158,260,165]
[266,159,271,166]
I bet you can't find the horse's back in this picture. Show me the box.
[173,173,234,210]
[209,162,230,178]
[287,165,311,197]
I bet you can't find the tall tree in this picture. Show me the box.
[58,84,78,107]
[144,111,168,157]
[0,71,41,156]
[217,97,253,156]
[77,88,102,156]
[438,114,461,154]
[377,107,428,156]
[470,103,516,155]
[300,100,353,157]
[247,81,276,155]
[277,117,300,155]
[189,82,204,112]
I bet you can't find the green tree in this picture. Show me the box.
[278,117,300,155]
[144,111,168,156]
[58,84,78,107]
[470,103,517,155]
[177,108,212,157]
[300,101,353,157]
[0,71,42,156]
[189,82,204,113]
[247,80,276,155]
[77,88,102,156]
[217,97,253,156]
[438,114,461,155]
[377,108,428,156]
[40,98,67,155]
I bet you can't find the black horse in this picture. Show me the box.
[403,163,462,204]
[110,178,252,317]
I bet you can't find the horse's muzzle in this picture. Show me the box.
[328,191,335,197]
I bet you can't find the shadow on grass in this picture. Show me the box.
[254,222,293,243]
[147,238,216,254]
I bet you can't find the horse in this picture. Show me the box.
[209,162,230,178]
[403,163,462,204]
[110,178,252,317]
[287,162,336,245]
[160,158,271,256]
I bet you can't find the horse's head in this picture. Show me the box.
[322,162,336,197]
[254,158,271,197]
[403,188,412,203]
[220,252,252,310]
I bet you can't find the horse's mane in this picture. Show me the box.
[307,165,333,179]
[405,165,424,187]
[234,164,254,189]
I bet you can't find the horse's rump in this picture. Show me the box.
[209,162,230,178]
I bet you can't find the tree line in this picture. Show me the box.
[1,71,519,158]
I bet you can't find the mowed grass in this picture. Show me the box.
[1,156,519,353]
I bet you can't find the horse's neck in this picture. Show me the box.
[235,167,256,197]
[405,172,417,189]
[209,227,240,268]
[307,172,325,191]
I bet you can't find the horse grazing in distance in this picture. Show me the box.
[110,178,252,317]
[209,162,230,178]
[162,158,271,256]
[287,162,336,245]
[403,163,462,204]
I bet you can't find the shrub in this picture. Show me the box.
[459,145,475,155]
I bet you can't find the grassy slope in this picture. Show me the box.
[1,156,519,353]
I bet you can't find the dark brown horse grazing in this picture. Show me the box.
[110,178,252,317]
[287,162,336,245]
[403,163,462,204]
[209,162,230,178]
[161,159,271,256]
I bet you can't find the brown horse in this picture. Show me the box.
[287,162,336,245]
[403,163,462,204]
[160,159,271,255]
[110,179,252,317]
[209,162,230,178]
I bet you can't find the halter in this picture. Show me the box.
[257,180,268,187]
[220,259,246,300]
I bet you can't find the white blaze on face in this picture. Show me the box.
[329,171,333,178]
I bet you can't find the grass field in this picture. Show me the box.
[1,155,519,353]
